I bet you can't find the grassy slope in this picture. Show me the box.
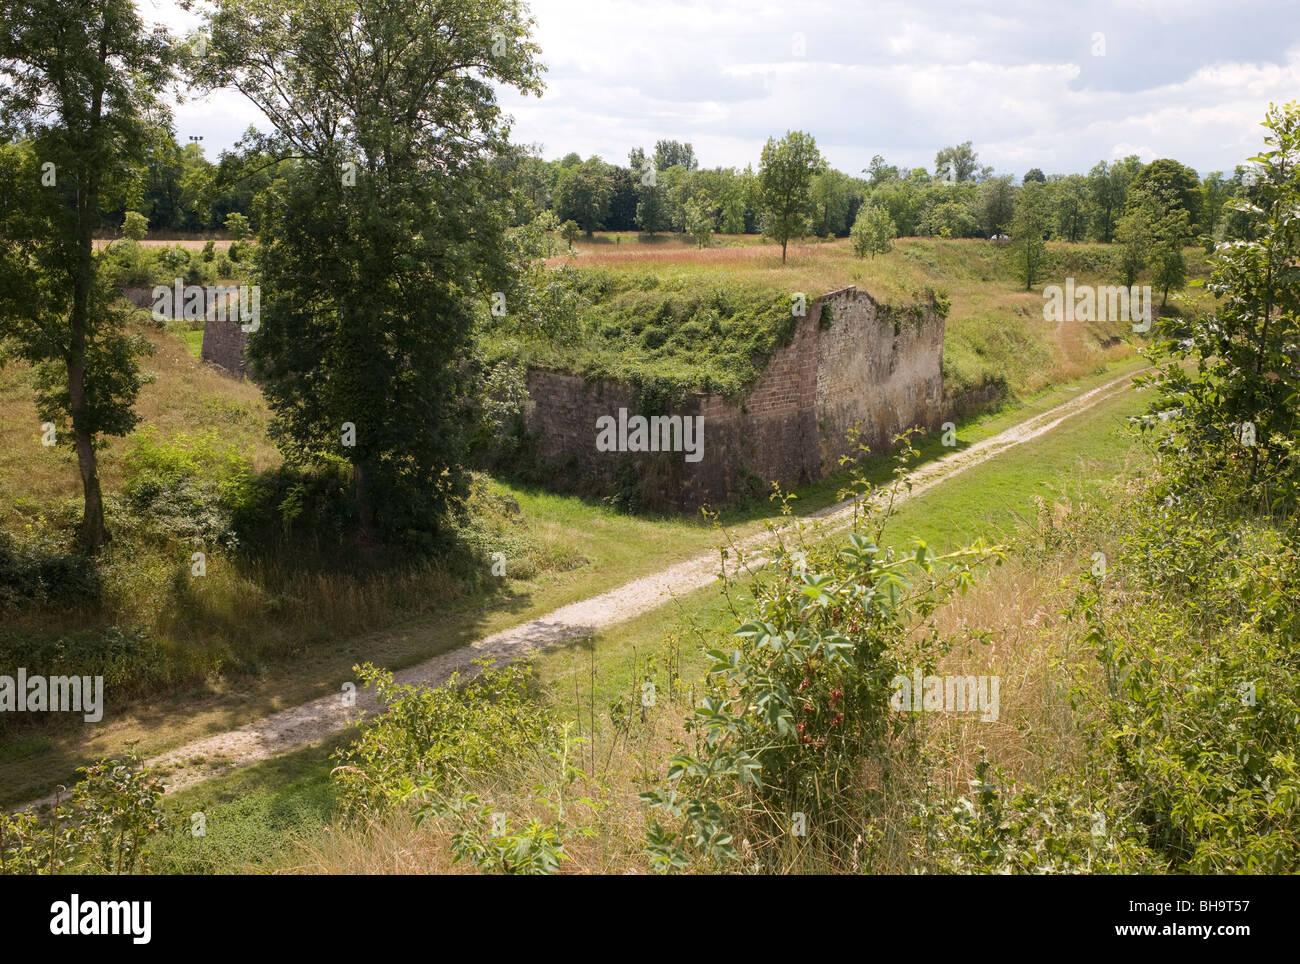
[0,235,1172,806]
[541,235,1211,399]
[0,322,277,528]
[0,348,1144,807]
[146,375,1150,873]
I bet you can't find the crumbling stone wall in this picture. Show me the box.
[200,317,249,378]
[523,285,948,510]
[122,286,250,377]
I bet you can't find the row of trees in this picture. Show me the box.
[491,135,1259,253]
[1008,159,1206,303]
[102,120,1258,264]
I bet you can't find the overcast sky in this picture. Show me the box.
[145,0,1300,180]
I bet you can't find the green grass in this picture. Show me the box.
[522,236,1212,405]
[179,327,203,357]
[109,371,1152,873]
[148,738,345,874]
[0,357,1146,807]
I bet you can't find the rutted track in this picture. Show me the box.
[27,370,1140,804]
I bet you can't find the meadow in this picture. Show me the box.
[6,231,1281,879]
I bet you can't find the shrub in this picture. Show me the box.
[332,659,559,817]
[0,626,166,703]
[641,441,1003,872]
[0,531,100,607]
[121,428,252,550]
[96,239,155,288]
[0,747,166,875]
[1068,499,1300,873]
[121,211,148,241]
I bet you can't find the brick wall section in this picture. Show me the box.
[123,286,250,378]
[813,287,946,466]
[523,285,949,510]
[200,317,250,378]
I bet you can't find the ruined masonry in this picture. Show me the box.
[523,286,948,510]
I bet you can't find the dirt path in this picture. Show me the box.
[28,370,1140,805]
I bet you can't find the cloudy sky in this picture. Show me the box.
[144,0,1300,179]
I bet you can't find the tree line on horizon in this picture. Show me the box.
[110,126,1261,255]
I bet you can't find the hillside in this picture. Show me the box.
[511,236,1211,402]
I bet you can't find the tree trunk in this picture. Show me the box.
[68,41,109,551]
[781,239,788,263]
[74,423,108,550]
[353,461,377,545]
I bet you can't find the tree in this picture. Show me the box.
[980,175,1015,236]
[1151,213,1190,307]
[629,148,666,234]
[684,196,713,248]
[1148,192,1192,307]
[850,201,896,258]
[1051,173,1088,242]
[560,219,580,250]
[1087,161,1115,243]
[178,141,214,229]
[662,165,692,233]
[758,130,824,263]
[122,211,149,241]
[206,132,285,233]
[1217,165,1265,243]
[810,169,855,237]
[1009,181,1050,290]
[223,211,250,240]
[719,185,746,234]
[1114,190,1156,288]
[554,157,613,238]
[196,0,543,547]
[1141,101,1300,499]
[1129,158,1201,232]
[1116,180,1189,298]
[934,141,980,182]
[653,139,696,172]
[865,154,899,186]
[0,0,172,549]
[140,130,186,230]
[870,177,923,237]
[607,165,638,231]
[921,198,978,238]
[1023,168,1046,184]
[1196,171,1233,243]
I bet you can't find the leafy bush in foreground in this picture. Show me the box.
[642,442,1004,873]
[0,748,165,875]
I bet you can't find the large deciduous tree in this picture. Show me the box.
[934,141,980,183]
[0,0,171,550]
[196,0,543,548]
[554,157,612,238]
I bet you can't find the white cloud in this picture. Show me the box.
[143,0,1300,177]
